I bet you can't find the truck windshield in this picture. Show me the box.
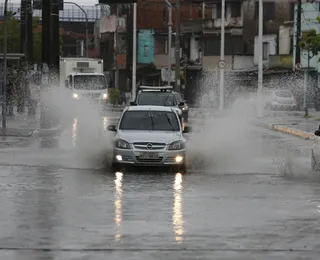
[119,111,180,131]
[74,75,106,90]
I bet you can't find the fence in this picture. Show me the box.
[0,2,101,22]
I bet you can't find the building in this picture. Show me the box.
[96,0,297,104]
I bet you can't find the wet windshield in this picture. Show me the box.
[275,90,293,98]
[119,111,180,131]
[137,92,177,106]
[74,75,106,90]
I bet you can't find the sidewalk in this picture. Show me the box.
[0,107,63,137]
[256,110,320,140]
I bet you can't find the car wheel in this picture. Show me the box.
[175,163,186,173]
[112,162,122,172]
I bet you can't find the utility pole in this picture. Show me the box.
[257,0,264,117]
[20,0,26,55]
[52,0,60,71]
[132,3,137,101]
[296,0,302,64]
[2,0,9,128]
[175,0,181,93]
[219,0,225,112]
[115,4,119,88]
[26,0,33,62]
[165,0,172,85]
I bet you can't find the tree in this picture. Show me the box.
[0,13,63,62]
[299,29,320,61]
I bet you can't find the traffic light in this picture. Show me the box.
[99,0,138,3]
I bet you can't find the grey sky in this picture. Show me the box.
[9,0,99,6]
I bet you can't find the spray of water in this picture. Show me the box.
[187,68,314,176]
[34,73,114,169]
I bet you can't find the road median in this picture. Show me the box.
[256,121,318,140]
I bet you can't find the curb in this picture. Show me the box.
[256,121,319,141]
[31,124,64,138]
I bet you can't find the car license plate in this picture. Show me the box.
[140,152,159,159]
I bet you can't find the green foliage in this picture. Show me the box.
[0,13,63,62]
[109,88,121,106]
[299,29,320,58]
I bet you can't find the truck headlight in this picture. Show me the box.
[168,140,185,150]
[73,93,79,99]
[115,139,131,149]
[103,93,108,99]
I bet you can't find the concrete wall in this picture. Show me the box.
[202,55,255,70]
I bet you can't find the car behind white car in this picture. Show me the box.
[107,105,191,171]
[264,89,297,111]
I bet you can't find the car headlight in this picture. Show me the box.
[103,93,108,99]
[115,139,131,149]
[73,93,79,99]
[168,140,185,150]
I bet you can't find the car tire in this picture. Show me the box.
[112,162,122,172]
[175,163,186,173]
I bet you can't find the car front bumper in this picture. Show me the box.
[112,147,186,167]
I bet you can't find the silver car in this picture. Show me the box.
[264,89,297,111]
[107,105,191,171]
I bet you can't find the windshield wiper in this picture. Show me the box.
[165,114,175,131]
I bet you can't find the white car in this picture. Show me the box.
[264,89,297,111]
[107,105,191,171]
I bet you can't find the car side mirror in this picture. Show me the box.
[179,101,185,107]
[183,126,192,133]
[107,124,117,132]
[130,101,136,106]
[315,130,320,136]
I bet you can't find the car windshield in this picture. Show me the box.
[137,92,177,106]
[119,111,180,131]
[174,93,183,102]
[275,90,293,98]
[74,75,106,90]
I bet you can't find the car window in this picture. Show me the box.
[275,90,293,98]
[119,111,180,131]
[137,92,177,106]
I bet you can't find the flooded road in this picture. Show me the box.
[0,112,319,259]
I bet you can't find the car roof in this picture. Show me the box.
[125,105,174,112]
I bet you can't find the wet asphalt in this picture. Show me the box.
[0,111,319,259]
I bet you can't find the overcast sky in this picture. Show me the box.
[9,0,99,6]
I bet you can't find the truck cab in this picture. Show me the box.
[60,57,108,103]
[66,72,108,101]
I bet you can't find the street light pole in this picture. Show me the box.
[64,2,89,57]
[132,3,137,101]
[219,0,225,112]
[165,0,172,85]
[175,0,181,92]
[2,0,9,128]
[257,0,264,117]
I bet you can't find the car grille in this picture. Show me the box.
[136,157,163,163]
[81,93,101,98]
[133,142,166,150]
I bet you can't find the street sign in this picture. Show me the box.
[161,67,175,82]
[218,60,226,69]
[295,63,302,70]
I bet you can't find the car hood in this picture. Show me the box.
[116,130,184,144]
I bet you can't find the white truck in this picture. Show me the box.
[59,57,108,102]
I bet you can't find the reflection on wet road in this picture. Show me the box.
[0,112,319,259]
